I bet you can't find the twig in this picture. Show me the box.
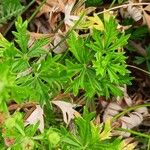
[51,12,85,52]
[128,65,150,75]
[3,0,36,36]
[27,0,47,23]
[8,102,37,111]
[97,3,150,15]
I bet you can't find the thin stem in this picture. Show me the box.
[97,3,150,15]
[117,128,150,139]
[52,20,64,33]
[128,65,150,75]
[3,0,36,36]
[51,12,85,52]
[109,0,117,8]
[53,0,85,33]
[113,103,150,121]
[27,0,46,23]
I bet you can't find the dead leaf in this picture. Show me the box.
[53,30,67,54]
[102,86,149,137]
[52,100,79,125]
[64,1,79,27]
[25,105,44,132]
[120,112,143,129]
[121,138,138,150]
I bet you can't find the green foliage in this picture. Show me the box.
[2,112,39,150]
[1,108,127,150]
[0,15,131,111]
[0,0,24,25]
[66,17,131,98]
[60,107,124,150]
[127,26,149,40]
[0,17,65,110]
[85,0,103,7]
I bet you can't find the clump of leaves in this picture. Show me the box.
[0,14,131,111]
[1,108,136,150]
[0,17,66,111]
[61,107,123,150]
[66,16,131,98]
[0,0,24,25]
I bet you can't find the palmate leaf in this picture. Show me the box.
[13,17,29,53]
[11,17,49,73]
[66,15,131,98]
[67,31,93,64]
[0,17,66,104]
[28,38,49,57]
[65,58,102,98]
[104,18,118,49]
[66,32,105,98]
[15,54,67,103]
[61,107,124,150]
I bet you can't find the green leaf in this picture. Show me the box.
[13,17,29,53]
[67,31,92,64]
[28,38,49,58]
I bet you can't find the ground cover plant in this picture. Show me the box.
[0,0,150,149]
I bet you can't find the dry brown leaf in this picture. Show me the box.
[53,30,67,54]
[36,0,65,17]
[64,1,79,27]
[102,87,149,137]
[120,1,150,29]
[36,0,77,30]
[143,11,150,29]
[36,0,65,29]
[52,100,79,125]
[120,112,143,129]
[120,3,142,22]
[25,105,44,132]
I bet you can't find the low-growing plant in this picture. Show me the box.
[0,14,131,111]
[0,14,134,149]
[0,108,135,150]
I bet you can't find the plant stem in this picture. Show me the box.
[113,103,150,121]
[97,3,150,15]
[51,12,85,52]
[27,0,46,23]
[128,65,150,75]
[117,128,150,139]
[109,0,117,8]
[3,0,36,36]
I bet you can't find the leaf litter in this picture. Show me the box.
[0,0,150,149]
